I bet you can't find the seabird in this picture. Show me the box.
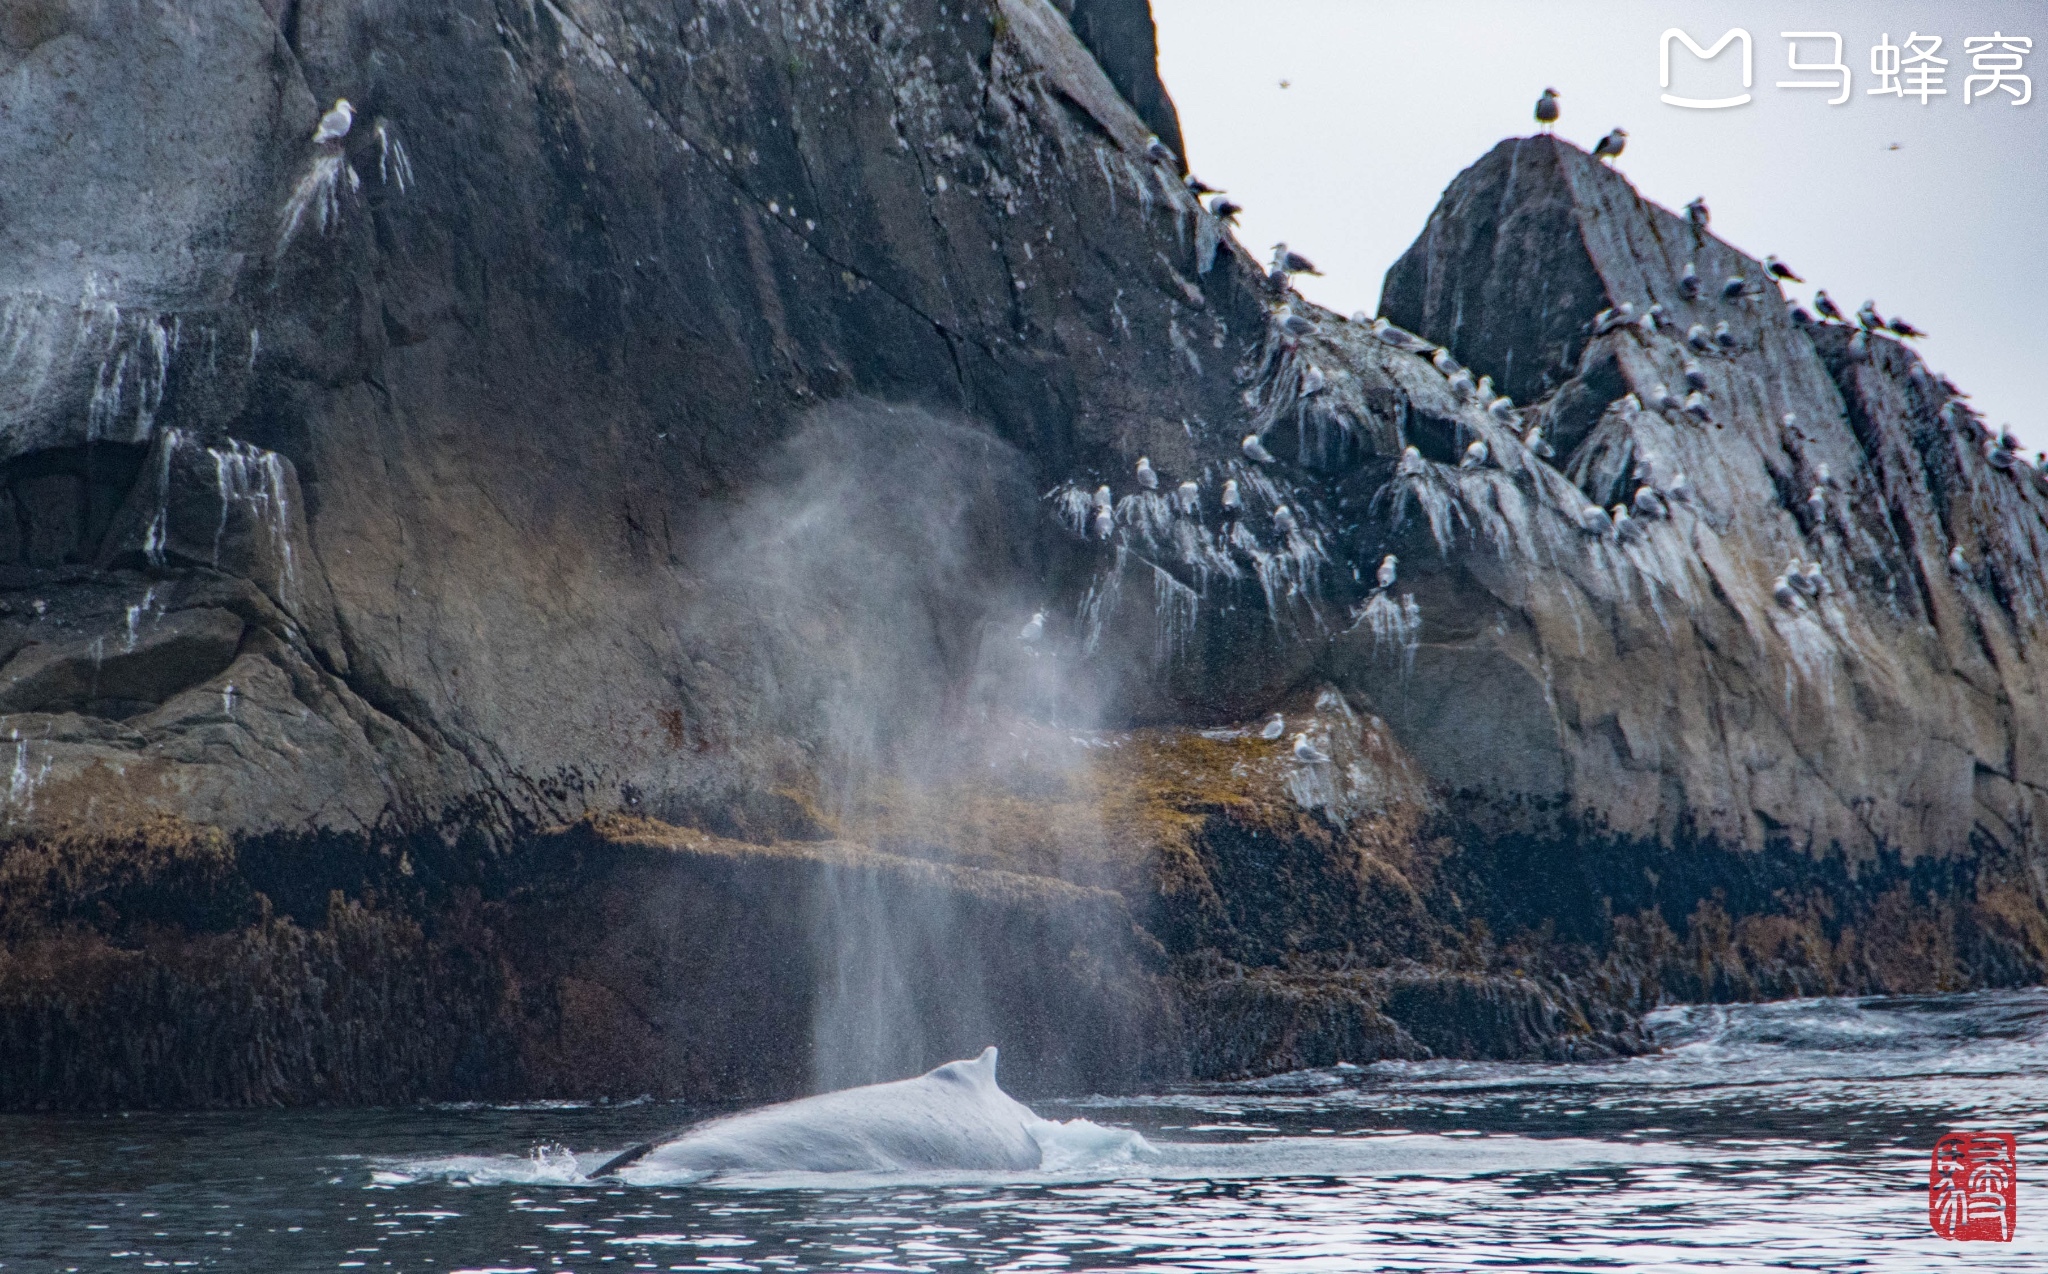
[1949,545,1970,575]
[1136,456,1159,489]
[1987,437,2017,471]
[1210,196,1242,225]
[1684,390,1712,422]
[1272,504,1299,535]
[1475,375,1495,402]
[1242,433,1276,464]
[1377,554,1398,589]
[1640,304,1665,333]
[1612,503,1644,542]
[1807,484,1827,525]
[1591,128,1627,162]
[1487,395,1516,422]
[1093,484,1114,510]
[1666,470,1694,502]
[1773,574,1804,609]
[1714,320,1737,351]
[1221,478,1243,514]
[1814,290,1845,323]
[1687,323,1713,351]
[1577,504,1613,536]
[1370,317,1426,351]
[1721,276,1748,301]
[1765,255,1804,283]
[1592,303,1636,335]
[1847,330,1870,361]
[1856,300,1886,331]
[1815,462,1832,487]
[1462,439,1491,469]
[1019,611,1045,642]
[313,98,355,144]
[1145,134,1176,165]
[1653,383,1684,412]
[2002,425,2023,452]
[1448,367,1477,398]
[1684,197,1709,232]
[1680,262,1701,301]
[1274,305,1317,338]
[1432,348,1463,377]
[1261,713,1286,740]
[1396,445,1428,478]
[1889,317,1928,340]
[1292,732,1332,764]
[1176,480,1200,512]
[1787,302,1815,325]
[1522,424,1555,459]
[1092,505,1114,540]
[1535,88,1560,131]
[1683,359,1709,390]
[1787,556,1818,596]
[1300,364,1327,396]
[1634,485,1669,519]
[1184,174,1224,197]
[1272,243,1322,276]
[1802,560,1827,596]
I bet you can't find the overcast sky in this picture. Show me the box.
[1154,0,2046,449]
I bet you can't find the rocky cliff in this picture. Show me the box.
[1,0,2042,1108]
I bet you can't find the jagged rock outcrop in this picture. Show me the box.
[1,3,2043,1107]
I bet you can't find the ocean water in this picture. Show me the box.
[3,989,2044,1271]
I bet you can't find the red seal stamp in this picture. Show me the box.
[1929,1131,2016,1242]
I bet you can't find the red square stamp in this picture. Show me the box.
[1929,1131,2016,1242]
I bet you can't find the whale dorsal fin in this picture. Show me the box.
[926,1046,999,1087]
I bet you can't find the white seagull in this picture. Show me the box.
[1292,732,1332,763]
[1176,480,1200,513]
[1092,505,1113,540]
[1578,504,1613,536]
[1093,484,1113,510]
[1377,554,1398,589]
[1591,128,1627,162]
[1684,359,1709,390]
[313,98,355,144]
[1684,390,1712,422]
[1462,439,1491,469]
[1611,503,1643,543]
[1019,611,1045,642]
[1221,478,1243,514]
[1272,504,1298,536]
[1261,713,1286,740]
[1396,445,1428,478]
[1242,433,1276,464]
[1136,456,1159,489]
[1633,485,1669,519]
[1522,424,1555,459]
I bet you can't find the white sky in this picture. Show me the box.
[1155,0,2047,448]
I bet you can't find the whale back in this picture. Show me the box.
[639,1046,1042,1174]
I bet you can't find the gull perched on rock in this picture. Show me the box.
[1683,359,1709,390]
[313,98,355,144]
[1176,480,1200,513]
[1714,320,1737,351]
[1684,197,1709,232]
[1773,573,1803,609]
[1592,303,1636,335]
[1370,317,1428,352]
[1949,545,1970,575]
[1145,134,1176,165]
[1634,485,1669,519]
[1640,304,1665,334]
[1261,713,1286,740]
[1462,439,1491,469]
[1666,470,1694,502]
[1184,174,1224,197]
[1765,255,1804,282]
[1019,611,1045,643]
[1487,395,1516,423]
[1889,316,1928,340]
[1242,433,1276,464]
[1687,323,1713,352]
[1272,243,1322,276]
[1432,348,1463,377]
[1986,436,2017,471]
[1857,300,1886,331]
[1535,87,1560,130]
[1221,478,1243,514]
[1209,196,1242,225]
[1522,424,1555,459]
[1680,262,1701,301]
[1653,383,1684,412]
[1135,456,1159,489]
[1292,732,1332,763]
[1272,504,1298,536]
[1814,290,1845,323]
[1377,554,1398,589]
[1611,503,1644,543]
[1847,330,1870,362]
[1092,504,1113,540]
[1396,445,1428,478]
[1299,364,1327,396]
[1591,128,1627,162]
[1787,557,1818,597]
[1448,366,1477,398]
[1273,305,1316,339]
[1577,504,1613,536]
[1684,390,1712,422]
[1721,276,1749,301]
[1787,301,1814,325]
[1093,484,1113,511]
[1807,485,1827,525]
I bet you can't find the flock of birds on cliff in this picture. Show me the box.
[1027,88,2037,732]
